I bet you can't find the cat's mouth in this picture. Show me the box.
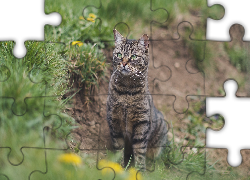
[121,68,130,75]
[118,64,131,75]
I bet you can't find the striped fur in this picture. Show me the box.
[106,29,168,170]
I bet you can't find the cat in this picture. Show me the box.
[106,29,168,171]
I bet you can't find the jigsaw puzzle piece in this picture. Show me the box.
[194,25,248,97]
[67,115,116,179]
[160,147,207,179]
[0,98,73,179]
[199,148,250,179]
[186,149,250,179]
[207,0,250,41]
[36,131,116,180]
[0,41,54,115]
[97,149,144,180]
[63,89,113,174]
[66,41,109,97]
[153,96,209,175]
[108,146,206,180]
[45,0,168,44]
[33,115,105,179]
[31,149,106,179]
[207,148,250,179]
[89,93,170,175]
[151,94,223,178]
[150,1,224,40]
[0,148,46,180]
[174,96,224,147]
[45,0,109,44]
[150,22,206,113]
[0,97,48,179]
[80,0,169,41]
[206,79,250,167]
[65,101,103,152]
[0,0,61,58]
[0,42,72,178]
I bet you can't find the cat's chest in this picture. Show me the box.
[112,93,145,107]
[111,95,146,125]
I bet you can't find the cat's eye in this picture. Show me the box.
[117,53,122,58]
[131,55,137,60]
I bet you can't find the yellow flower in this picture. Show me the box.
[88,13,96,19]
[72,41,81,45]
[126,168,142,180]
[86,17,95,22]
[99,159,124,174]
[72,41,84,47]
[58,153,82,166]
[77,42,83,47]
[79,16,85,20]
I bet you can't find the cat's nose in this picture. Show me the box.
[122,62,127,66]
[122,57,128,66]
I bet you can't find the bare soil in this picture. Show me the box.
[65,24,250,176]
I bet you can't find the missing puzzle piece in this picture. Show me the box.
[207,0,250,41]
[0,0,61,58]
[206,79,250,167]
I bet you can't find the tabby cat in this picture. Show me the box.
[106,29,168,170]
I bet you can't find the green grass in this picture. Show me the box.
[0,41,75,177]
[44,0,226,76]
[45,0,223,37]
[68,42,108,90]
[224,42,249,72]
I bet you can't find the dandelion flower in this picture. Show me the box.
[86,17,95,22]
[77,42,83,47]
[72,41,84,47]
[58,153,82,166]
[126,168,142,180]
[88,13,96,19]
[99,159,124,174]
[72,41,81,45]
[79,16,85,20]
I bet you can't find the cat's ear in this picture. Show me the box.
[113,29,125,46]
[139,34,149,49]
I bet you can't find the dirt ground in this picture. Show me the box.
[65,24,250,176]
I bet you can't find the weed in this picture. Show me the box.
[124,154,133,171]
[161,123,217,179]
[68,43,108,90]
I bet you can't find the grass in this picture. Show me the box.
[68,42,108,89]
[44,0,225,75]
[0,41,75,177]
[224,42,249,72]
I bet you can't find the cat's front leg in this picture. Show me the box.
[111,135,124,150]
[107,116,124,150]
[107,102,124,150]
[132,120,150,171]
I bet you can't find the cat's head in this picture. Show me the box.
[112,29,149,76]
